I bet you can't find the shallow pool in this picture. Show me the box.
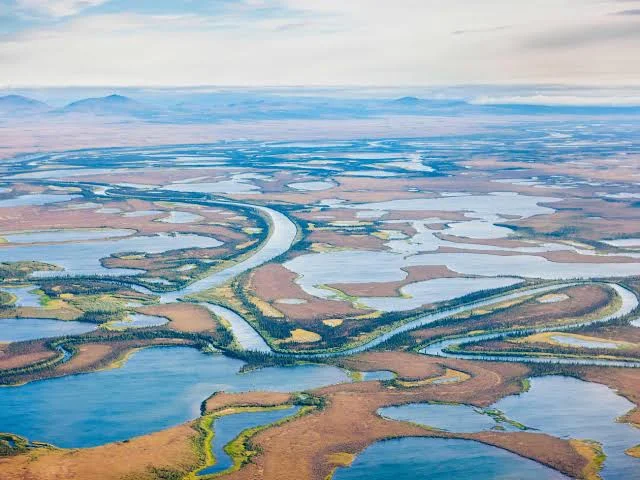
[0,233,223,276]
[1,285,41,307]
[0,317,96,342]
[549,334,621,349]
[158,211,204,224]
[378,403,503,433]
[359,277,523,312]
[0,193,79,208]
[105,313,168,329]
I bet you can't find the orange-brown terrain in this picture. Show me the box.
[0,422,202,480]
[0,114,486,160]
[306,230,388,251]
[138,303,220,333]
[1,109,639,480]
[0,199,255,243]
[214,353,599,480]
[204,391,294,413]
[462,156,640,186]
[410,284,613,344]
[0,338,195,385]
[329,265,461,297]
[0,341,57,370]
[247,263,372,323]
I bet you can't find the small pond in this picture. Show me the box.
[0,317,96,342]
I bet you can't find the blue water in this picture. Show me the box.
[373,377,640,479]
[0,317,96,342]
[378,403,500,433]
[361,371,395,381]
[494,376,640,479]
[333,437,567,479]
[198,406,301,476]
[0,347,348,448]
[106,313,168,329]
[1,285,41,307]
[0,232,222,276]
[0,193,78,208]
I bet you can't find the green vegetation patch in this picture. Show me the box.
[0,290,16,308]
[0,433,30,456]
[0,261,62,282]
[192,405,313,479]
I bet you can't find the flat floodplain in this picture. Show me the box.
[0,126,639,480]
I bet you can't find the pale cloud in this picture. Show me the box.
[1,0,639,86]
[470,94,640,107]
[15,0,109,17]
[525,20,640,49]
[452,25,512,36]
[614,9,640,15]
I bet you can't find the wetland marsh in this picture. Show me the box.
[1,127,640,480]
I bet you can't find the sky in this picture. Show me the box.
[0,0,639,87]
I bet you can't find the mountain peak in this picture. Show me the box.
[103,94,135,102]
[392,96,422,105]
[0,94,50,113]
[62,94,149,116]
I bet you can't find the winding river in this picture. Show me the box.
[161,200,640,366]
[159,200,295,352]
[7,185,640,368]
[420,283,640,367]
[160,202,297,303]
[109,192,640,367]
[3,157,640,480]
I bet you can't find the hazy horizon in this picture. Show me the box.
[2,1,640,88]
[4,84,640,108]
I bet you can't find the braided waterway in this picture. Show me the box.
[420,283,640,368]
[126,197,640,366]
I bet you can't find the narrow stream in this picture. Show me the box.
[198,406,301,476]
[12,187,639,368]
[160,202,297,303]
[202,303,271,352]
[420,283,640,367]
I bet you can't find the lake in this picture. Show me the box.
[333,437,567,479]
[0,347,349,448]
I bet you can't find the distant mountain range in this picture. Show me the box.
[0,94,50,114]
[0,92,638,121]
[61,94,150,115]
[391,96,423,105]
[389,96,469,109]
[0,93,154,118]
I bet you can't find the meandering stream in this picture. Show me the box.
[420,283,640,367]
[5,188,639,368]
[106,193,640,367]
